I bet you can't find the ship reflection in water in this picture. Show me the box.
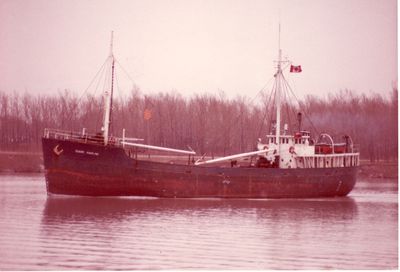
[0,175,397,270]
[40,197,364,270]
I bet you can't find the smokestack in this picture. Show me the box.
[297,112,302,132]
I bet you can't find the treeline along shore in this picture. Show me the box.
[0,86,397,176]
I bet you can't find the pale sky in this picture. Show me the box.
[0,0,397,99]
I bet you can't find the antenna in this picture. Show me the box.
[278,11,282,65]
[278,22,282,70]
[109,31,114,57]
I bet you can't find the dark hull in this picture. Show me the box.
[42,138,358,198]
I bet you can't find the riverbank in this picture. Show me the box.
[0,151,43,173]
[358,161,398,179]
[0,151,397,179]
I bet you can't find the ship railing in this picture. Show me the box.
[352,144,360,153]
[43,128,195,156]
[43,128,124,146]
[296,152,360,167]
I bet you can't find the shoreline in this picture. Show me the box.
[0,151,397,179]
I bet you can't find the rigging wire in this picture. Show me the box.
[115,59,137,87]
[267,76,278,134]
[70,47,317,151]
[63,56,111,133]
[111,67,126,135]
[75,58,109,106]
[282,78,292,134]
[71,57,109,132]
[96,58,112,132]
[87,49,279,152]
[92,60,109,131]
[206,75,276,151]
[258,75,276,136]
[281,74,303,132]
[70,55,135,134]
[283,74,320,136]
[257,77,276,137]
[282,72,300,134]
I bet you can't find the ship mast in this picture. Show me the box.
[275,24,282,149]
[102,31,115,145]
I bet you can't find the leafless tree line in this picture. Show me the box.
[0,87,397,162]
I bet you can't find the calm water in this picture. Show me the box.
[0,174,397,270]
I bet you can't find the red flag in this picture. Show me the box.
[290,65,302,73]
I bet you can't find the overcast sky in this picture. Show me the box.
[0,0,397,99]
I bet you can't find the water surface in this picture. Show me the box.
[0,174,397,270]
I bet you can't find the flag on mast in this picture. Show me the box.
[290,65,302,73]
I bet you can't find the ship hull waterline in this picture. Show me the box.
[42,138,357,198]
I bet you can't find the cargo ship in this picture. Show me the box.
[42,32,359,198]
